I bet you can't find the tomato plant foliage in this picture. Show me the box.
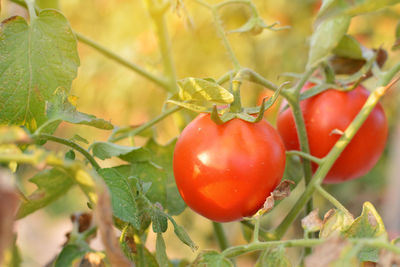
[1,0,400,266]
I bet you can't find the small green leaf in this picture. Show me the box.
[47,91,113,130]
[320,209,354,239]
[344,202,387,262]
[70,134,89,144]
[65,150,75,160]
[151,206,168,233]
[115,163,167,209]
[255,247,291,267]
[0,11,79,132]
[193,251,232,267]
[98,168,140,229]
[17,168,75,218]
[177,78,233,104]
[90,142,149,161]
[307,15,351,68]
[134,244,159,267]
[156,233,169,267]
[54,245,87,267]
[172,222,197,251]
[333,35,363,59]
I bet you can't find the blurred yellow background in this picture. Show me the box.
[2,0,400,266]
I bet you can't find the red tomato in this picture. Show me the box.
[173,114,286,222]
[277,84,388,183]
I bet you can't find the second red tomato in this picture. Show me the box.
[277,84,388,183]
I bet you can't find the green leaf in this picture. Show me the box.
[144,139,186,216]
[90,142,149,160]
[193,251,232,267]
[36,0,59,9]
[307,15,351,68]
[344,202,387,262]
[167,99,209,113]
[134,244,159,267]
[47,91,113,130]
[54,245,87,267]
[17,168,75,218]
[255,247,291,267]
[98,168,140,229]
[115,163,167,209]
[320,209,354,239]
[0,11,79,132]
[156,233,170,267]
[333,35,363,59]
[177,78,233,104]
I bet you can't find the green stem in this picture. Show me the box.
[34,134,101,171]
[211,8,241,70]
[273,82,390,240]
[109,106,182,142]
[75,33,168,89]
[212,222,229,251]
[315,185,352,217]
[252,217,261,243]
[286,150,324,165]
[379,62,400,86]
[25,0,37,20]
[222,237,400,259]
[288,101,314,215]
[229,73,243,112]
[240,221,273,241]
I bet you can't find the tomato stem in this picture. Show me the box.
[33,134,101,171]
[212,222,230,251]
[315,185,352,217]
[75,33,169,90]
[221,237,400,259]
[286,151,324,165]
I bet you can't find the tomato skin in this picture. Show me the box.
[173,114,286,222]
[277,85,388,183]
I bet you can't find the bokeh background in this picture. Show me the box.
[2,0,400,266]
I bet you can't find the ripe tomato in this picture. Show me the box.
[173,114,286,222]
[277,84,388,183]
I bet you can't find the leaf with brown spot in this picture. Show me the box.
[302,209,323,233]
[320,209,354,239]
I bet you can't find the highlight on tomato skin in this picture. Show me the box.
[172,113,286,222]
[277,83,388,184]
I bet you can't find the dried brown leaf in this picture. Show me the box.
[94,186,134,267]
[0,170,20,265]
[272,180,295,200]
[302,209,323,232]
[305,237,349,267]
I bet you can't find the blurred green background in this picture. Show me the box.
[2,0,400,266]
